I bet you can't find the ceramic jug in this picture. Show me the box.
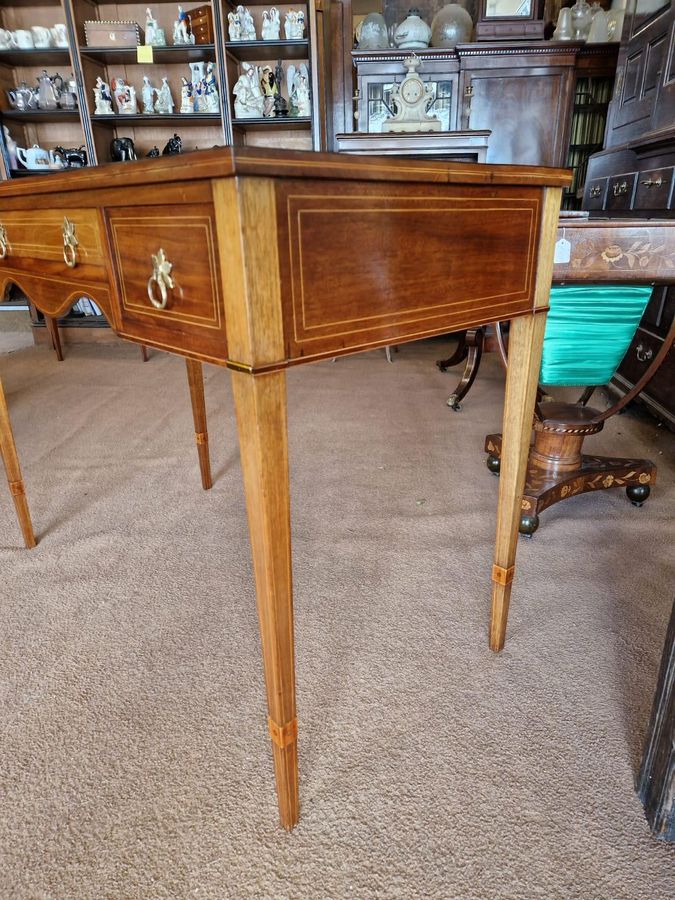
[50,24,69,48]
[11,30,34,49]
[0,29,13,49]
[37,70,62,110]
[31,26,52,48]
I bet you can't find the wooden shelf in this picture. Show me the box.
[91,113,222,126]
[225,40,309,62]
[80,44,217,65]
[1,109,81,123]
[232,116,311,131]
[0,48,71,68]
[7,167,67,177]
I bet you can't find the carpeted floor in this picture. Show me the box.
[0,337,673,899]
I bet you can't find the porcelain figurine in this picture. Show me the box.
[112,77,138,114]
[262,8,281,40]
[284,10,305,40]
[570,0,593,39]
[146,146,160,157]
[260,66,276,117]
[93,77,113,115]
[37,71,62,110]
[203,62,219,112]
[228,10,242,40]
[162,133,182,155]
[145,8,158,44]
[141,76,157,113]
[394,9,432,49]
[553,7,574,39]
[356,13,389,49]
[233,61,264,118]
[51,24,69,48]
[173,5,195,44]
[155,77,175,114]
[3,126,18,169]
[53,145,87,167]
[273,59,288,117]
[237,5,257,40]
[180,76,194,113]
[287,63,310,117]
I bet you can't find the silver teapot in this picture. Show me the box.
[37,70,63,110]
[6,82,38,111]
[58,74,78,110]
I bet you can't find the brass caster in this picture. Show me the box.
[447,394,462,411]
[627,484,650,507]
[519,514,539,537]
[486,454,501,476]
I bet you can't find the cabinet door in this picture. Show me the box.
[464,67,574,167]
[651,9,675,132]
[605,3,673,145]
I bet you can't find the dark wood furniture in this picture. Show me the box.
[334,129,490,160]
[484,216,675,534]
[0,146,569,828]
[637,598,675,841]
[582,1,675,429]
[0,374,35,548]
[475,0,546,42]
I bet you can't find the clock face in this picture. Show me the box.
[401,78,423,105]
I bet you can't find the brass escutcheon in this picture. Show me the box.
[147,248,174,310]
[62,216,78,267]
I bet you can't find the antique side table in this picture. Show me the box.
[0,148,569,829]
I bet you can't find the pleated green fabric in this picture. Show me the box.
[540,285,653,386]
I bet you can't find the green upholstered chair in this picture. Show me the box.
[484,284,674,535]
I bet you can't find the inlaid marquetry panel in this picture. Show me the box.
[275,180,541,362]
[106,204,228,364]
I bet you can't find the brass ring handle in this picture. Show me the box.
[640,177,663,188]
[0,224,8,259]
[147,248,174,310]
[62,216,78,268]
[589,185,602,199]
[613,181,628,197]
[636,344,653,363]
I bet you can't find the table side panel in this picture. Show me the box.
[274,180,543,363]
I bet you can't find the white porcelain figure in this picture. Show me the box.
[393,10,432,49]
[113,78,138,114]
[3,126,18,169]
[173,5,195,44]
[145,8,158,45]
[233,61,264,118]
[356,13,389,49]
[262,8,281,40]
[180,76,194,113]
[287,63,310,117]
[236,6,257,40]
[203,62,219,112]
[155,77,175,114]
[141,76,157,113]
[228,10,242,40]
[587,7,609,41]
[284,10,305,40]
[553,7,574,39]
[93,76,113,115]
[51,24,69,48]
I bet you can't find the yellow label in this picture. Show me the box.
[136,45,153,64]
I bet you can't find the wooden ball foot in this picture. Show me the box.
[486,454,501,476]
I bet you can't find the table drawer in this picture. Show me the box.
[633,167,674,210]
[0,208,105,269]
[106,204,228,362]
[584,176,608,210]
[606,173,637,210]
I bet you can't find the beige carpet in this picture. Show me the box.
[0,338,673,899]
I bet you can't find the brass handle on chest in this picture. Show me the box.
[636,343,653,363]
[640,177,663,188]
[613,181,628,197]
[62,216,78,268]
[147,248,174,310]
[0,224,8,259]
[589,185,602,199]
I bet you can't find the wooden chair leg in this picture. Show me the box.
[437,330,468,371]
[446,326,485,410]
[44,315,64,362]
[231,369,298,831]
[140,345,149,362]
[490,312,547,652]
[0,378,36,548]
[185,358,212,490]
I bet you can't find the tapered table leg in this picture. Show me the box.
[44,315,64,362]
[0,378,36,549]
[185,358,212,491]
[231,368,298,831]
[489,312,547,651]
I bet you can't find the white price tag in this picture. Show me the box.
[554,237,571,264]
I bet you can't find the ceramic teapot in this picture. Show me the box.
[37,70,63,110]
[7,82,38,111]
[16,144,64,170]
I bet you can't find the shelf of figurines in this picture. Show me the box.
[91,114,221,126]
[225,38,308,61]
[80,45,217,65]
[2,109,79,123]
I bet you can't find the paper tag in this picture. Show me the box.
[554,237,571,264]
[137,45,153,64]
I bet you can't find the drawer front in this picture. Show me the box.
[584,176,608,210]
[633,167,674,210]
[606,173,638,210]
[106,204,228,362]
[0,208,104,268]
[618,328,674,412]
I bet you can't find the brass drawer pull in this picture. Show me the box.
[62,216,78,268]
[636,343,653,363]
[0,224,8,259]
[147,248,174,310]
[613,181,629,197]
[589,185,602,199]
[640,177,663,188]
